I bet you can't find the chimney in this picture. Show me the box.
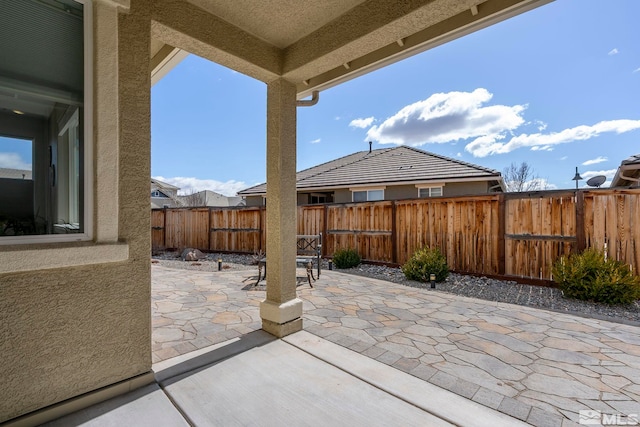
[368,141,372,153]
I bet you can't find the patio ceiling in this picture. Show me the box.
[149,0,553,98]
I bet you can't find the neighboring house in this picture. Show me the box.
[610,154,640,188]
[0,167,32,180]
[179,189,245,207]
[151,179,245,208]
[1,0,551,424]
[151,178,181,208]
[238,146,505,206]
[0,168,34,223]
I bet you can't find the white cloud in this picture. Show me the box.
[560,156,568,160]
[457,152,462,157]
[581,169,617,180]
[582,156,608,166]
[580,169,617,188]
[349,117,375,129]
[465,119,640,157]
[153,176,249,197]
[0,152,31,170]
[310,138,321,144]
[634,68,640,73]
[366,88,526,146]
[608,48,619,55]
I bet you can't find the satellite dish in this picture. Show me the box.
[586,175,606,188]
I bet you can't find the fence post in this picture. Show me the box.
[207,207,211,251]
[322,204,328,258]
[575,190,586,253]
[163,207,167,249]
[497,194,506,275]
[391,201,397,265]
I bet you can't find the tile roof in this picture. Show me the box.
[238,145,501,195]
[0,168,32,180]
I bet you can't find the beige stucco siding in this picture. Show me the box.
[442,181,491,196]
[0,263,150,421]
[0,2,152,422]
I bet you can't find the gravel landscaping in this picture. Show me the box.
[152,250,640,326]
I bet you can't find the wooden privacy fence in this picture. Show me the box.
[152,188,640,282]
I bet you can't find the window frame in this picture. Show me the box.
[351,188,385,202]
[417,184,444,198]
[0,0,93,245]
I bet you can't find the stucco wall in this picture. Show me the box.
[442,181,491,197]
[0,2,152,422]
[244,195,265,206]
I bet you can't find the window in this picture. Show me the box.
[0,0,90,242]
[352,189,384,202]
[418,187,443,198]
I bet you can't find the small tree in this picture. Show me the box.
[502,162,549,192]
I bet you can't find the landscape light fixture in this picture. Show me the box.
[430,273,436,289]
[572,167,583,189]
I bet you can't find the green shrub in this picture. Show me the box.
[402,247,449,283]
[332,248,361,269]
[552,249,640,305]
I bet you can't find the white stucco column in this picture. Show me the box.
[260,78,302,337]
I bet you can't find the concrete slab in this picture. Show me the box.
[153,329,276,383]
[42,384,188,427]
[285,331,529,427]
[161,337,453,427]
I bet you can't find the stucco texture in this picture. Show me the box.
[0,263,150,421]
[0,2,152,422]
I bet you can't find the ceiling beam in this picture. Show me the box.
[288,0,552,98]
[150,0,282,83]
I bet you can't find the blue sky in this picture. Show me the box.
[146,0,638,196]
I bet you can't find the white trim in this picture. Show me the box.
[415,183,446,189]
[81,0,94,242]
[348,185,386,192]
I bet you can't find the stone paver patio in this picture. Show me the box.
[152,265,640,427]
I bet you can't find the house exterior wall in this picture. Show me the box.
[245,180,494,207]
[444,181,492,197]
[245,195,265,206]
[0,2,152,422]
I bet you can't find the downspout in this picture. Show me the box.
[296,90,319,107]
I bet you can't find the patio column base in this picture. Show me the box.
[262,318,303,338]
[260,298,303,337]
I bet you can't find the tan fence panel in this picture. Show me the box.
[152,189,640,282]
[584,189,640,272]
[165,208,210,250]
[210,207,263,253]
[151,209,166,251]
[505,194,576,279]
[395,199,448,265]
[395,197,499,275]
[297,205,324,236]
[325,202,393,262]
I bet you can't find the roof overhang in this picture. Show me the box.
[611,160,640,188]
[239,174,505,196]
[149,0,554,98]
